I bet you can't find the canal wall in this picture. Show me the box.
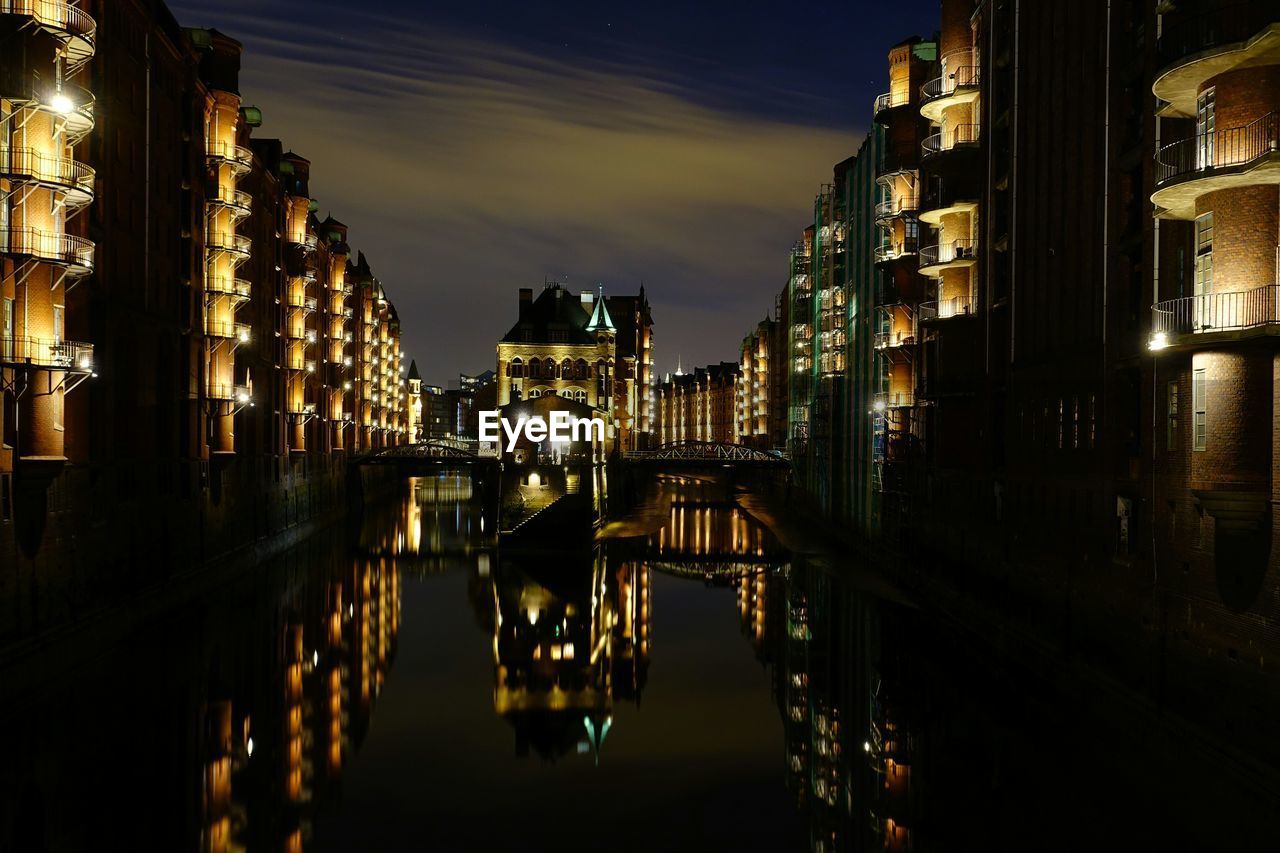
[0,455,397,649]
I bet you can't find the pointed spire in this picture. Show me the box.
[585,284,616,332]
[407,359,421,381]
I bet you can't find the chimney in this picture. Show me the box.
[518,288,533,318]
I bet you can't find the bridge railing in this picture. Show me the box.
[623,441,791,463]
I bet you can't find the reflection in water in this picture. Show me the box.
[487,551,649,761]
[2,475,1259,852]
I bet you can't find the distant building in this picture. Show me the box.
[737,316,787,450]
[657,362,739,444]
[495,282,653,450]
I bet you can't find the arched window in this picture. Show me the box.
[529,388,541,398]
[528,357,540,379]
[544,357,557,379]
[561,358,572,378]
[508,357,523,378]
[575,359,589,379]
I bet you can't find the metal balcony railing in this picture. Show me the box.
[921,65,981,101]
[873,90,911,116]
[206,230,251,256]
[918,297,974,321]
[207,382,251,402]
[919,239,976,268]
[1157,1,1276,70]
[1152,285,1280,339]
[208,185,252,215]
[874,330,916,350]
[875,196,919,219]
[0,336,93,371]
[206,276,251,299]
[0,2,96,61]
[290,232,319,252]
[0,226,94,272]
[1155,111,1279,186]
[0,146,95,200]
[874,391,915,410]
[922,124,980,156]
[205,319,251,341]
[874,240,919,263]
[206,141,253,172]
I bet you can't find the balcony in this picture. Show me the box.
[207,382,252,403]
[922,124,980,160]
[206,230,251,258]
[918,297,974,322]
[0,336,93,372]
[207,186,252,217]
[289,232,319,252]
[918,239,977,276]
[873,391,915,411]
[874,240,919,266]
[920,65,981,123]
[0,146,95,207]
[0,226,94,274]
[205,319,251,343]
[285,294,318,314]
[0,2,96,69]
[873,90,912,122]
[874,196,919,223]
[874,330,916,351]
[1149,284,1280,349]
[1151,112,1279,220]
[1154,2,1280,118]
[206,276,251,301]
[206,140,253,175]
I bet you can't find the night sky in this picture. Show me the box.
[169,0,938,385]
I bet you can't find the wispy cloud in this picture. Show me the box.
[173,2,861,379]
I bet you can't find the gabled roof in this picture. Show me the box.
[500,284,598,345]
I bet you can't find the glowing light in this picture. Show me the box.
[50,93,74,114]
[863,741,872,753]
[1148,332,1168,351]
[247,737,255,756]
[873,399,886,413]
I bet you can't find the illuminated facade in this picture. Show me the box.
[736,316,785,449]
[495,282,653,449]
[873,36,936,539]
[0,0,97,487]
[656,361,739,445]
[1,7,415,604]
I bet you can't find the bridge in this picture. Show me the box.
[621,441,791,468]
[352,440,498,466]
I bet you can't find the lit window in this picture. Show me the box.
[1166,382,1178,450]
[1192,369,1206,451]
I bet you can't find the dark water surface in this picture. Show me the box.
[2,475,1274,851]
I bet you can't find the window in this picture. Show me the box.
[1,298,12,360]
[1196,87,1215,169]
[1166,381,1178,450]
[1192,368,1207,451]
[1088,394,1096,449]
[1193,213,1213,329]
[1071,396,1080,449]
[53,305,63,344]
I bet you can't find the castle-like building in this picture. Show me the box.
[496,283,654,450]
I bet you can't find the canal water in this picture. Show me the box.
[1,474,1273,851]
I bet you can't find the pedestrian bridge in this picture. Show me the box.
[352,440,497,466]
[621,441,790,468]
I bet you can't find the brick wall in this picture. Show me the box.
[1195,185,1278,294]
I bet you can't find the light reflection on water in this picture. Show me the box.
[0,474,1257,851]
